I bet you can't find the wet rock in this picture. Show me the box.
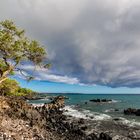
[124,108,137,115]
[114,109,119,112]
[89,99,112,103]
[135,109,140,116]
[113,118,120,121]
[124,108,140,116]
[85,102,88,104]
[90,116,94,119]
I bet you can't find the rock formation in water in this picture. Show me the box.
[89,99,112,103]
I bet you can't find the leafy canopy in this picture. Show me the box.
[0,20,49,82]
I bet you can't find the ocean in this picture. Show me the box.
[29,93,140,127]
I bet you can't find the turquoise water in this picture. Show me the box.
[30,94,140,122]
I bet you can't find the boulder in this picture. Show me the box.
[124,108,138,115]
[85,102,88,104]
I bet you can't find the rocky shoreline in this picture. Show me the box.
[0,96,140,140]
[0,96,112,140]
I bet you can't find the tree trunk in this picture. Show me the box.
[0,66,13,84]
[0,77,8,84]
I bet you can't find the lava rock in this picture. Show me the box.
[99,133,112,140]
[124,108,139,116]
[89,99,112,103]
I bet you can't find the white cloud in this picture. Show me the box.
[16,65,79,84]
[36,73,79,84]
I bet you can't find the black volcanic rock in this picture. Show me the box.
[89,99,112,103]
[99,132,112,140]
[124,108,137,115]
[124,108,140,116]
[0,96,113,140]
[86,133,98,140]
[135,109,140,116]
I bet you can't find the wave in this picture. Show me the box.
[110,99,120,103]
[104,109,115,113]
[31,103,44,107]
[63,105,140,128]
[63,105,111,121]
[106,99,120,104]
[114,117,140,128]
[104,108,120,113]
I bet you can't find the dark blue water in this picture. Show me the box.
[29,93,140,123]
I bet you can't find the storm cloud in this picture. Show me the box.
[1,0,140,87]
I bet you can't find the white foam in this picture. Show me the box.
[104,108,119,113]
[108,99,120,103]
[63,105,111,121]
[40,98,49,101]
[31,103,44,107]
[118,117,140,127]
[64,105,87,119]
[104,109,114,113]
[93,113,112,120]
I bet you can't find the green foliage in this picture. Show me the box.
[18,87,37,97]
[0,79,19,96]
[0,19,49,82]
[0,20,46,64]
[0,78,36,97]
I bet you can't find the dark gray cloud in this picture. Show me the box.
[1,0,140,87]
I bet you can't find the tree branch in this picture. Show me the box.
[2,57,10,67]
[0,77,8,84]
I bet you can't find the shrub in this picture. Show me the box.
[0,78,36,97]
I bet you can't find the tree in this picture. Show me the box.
[0,20,50,84]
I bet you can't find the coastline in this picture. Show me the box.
[63,105,140,139]
[0,96,140,140]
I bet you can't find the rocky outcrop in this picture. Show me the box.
[48,95,69,101]
[34,96,112,140]
[90,99,112,103]
[0,95,112,140]
[124,108,140,116]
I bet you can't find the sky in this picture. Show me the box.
[1,0,140,93]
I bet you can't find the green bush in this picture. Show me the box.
[0,79,19,96]
[0,78,36,97]
[18,87,37,97]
